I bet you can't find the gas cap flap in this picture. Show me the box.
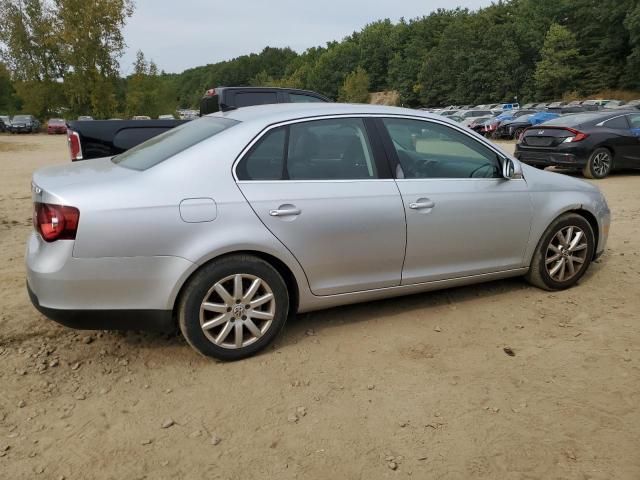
[179,198,217,223]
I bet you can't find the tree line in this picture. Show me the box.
[1,0,639,119]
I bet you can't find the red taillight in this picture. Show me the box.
[33,203,80,242]
[561,128,589,143]
[67,129,82,161]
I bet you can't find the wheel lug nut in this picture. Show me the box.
[242,315,247,320]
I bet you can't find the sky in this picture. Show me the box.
[121,0,494,75]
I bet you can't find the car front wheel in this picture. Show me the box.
[583,148,612,179]
[178,255,289,360]
[526,213,595,291]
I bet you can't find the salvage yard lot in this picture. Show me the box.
[0,134,639,479]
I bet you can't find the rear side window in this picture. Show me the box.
[237,128,286,180]
[236,118,377,181]
[289,94,325,103]
[602,116,629,129]
[112,117,237,170]
[234,92,278,108]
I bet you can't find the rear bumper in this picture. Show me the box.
[25,232,195,331]
[28,283,174,332]
[514,149,588,168]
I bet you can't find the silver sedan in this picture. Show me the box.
[26,104,611,360]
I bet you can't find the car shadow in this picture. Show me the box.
[109,258,608,358]
[547,167,640,179]
[276,276,532,348]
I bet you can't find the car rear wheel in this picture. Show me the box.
[583,148,612,179]
[178,254,289,360]
[513,127,525,140]
[526,213,595,291]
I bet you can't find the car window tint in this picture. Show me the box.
[628,114,640,129]
[382,118,501,179]
[603,116,629,129]
[112,117,238,171]
[234,92,278,107]
[237,127,286,180]
[289,94,325,103]
[287,118,377,180]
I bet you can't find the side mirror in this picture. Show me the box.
[500,156,523,179]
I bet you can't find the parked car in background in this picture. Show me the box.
[482,110,535,137]
[78,116,94,121]
[468,115,494,133]
[8,115,40,133]
[439,110,460,117]
[158,114,175,119]
[200,86,330,116]
[458,109,494,127]
[132,115,151,120]
[496,111,561,139]
[515,110,640,178]
[47,118,66,135]
[27,103,610,360]
[0,115,9,132]
[68,86,331,161]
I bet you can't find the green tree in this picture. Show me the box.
[338,67,370,103]
[534,23,580,99]
[0,62,20,112]
[55,0,134,117]
[622,2,640,89]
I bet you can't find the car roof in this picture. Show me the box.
[210,103,446,126]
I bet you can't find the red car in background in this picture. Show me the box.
[47,118,66,134]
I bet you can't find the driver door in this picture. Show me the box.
[377,117,533,285]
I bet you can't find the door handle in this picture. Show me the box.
[269,207,301,217]
[409,200,435,210]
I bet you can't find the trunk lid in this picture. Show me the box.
[521,126,573,147]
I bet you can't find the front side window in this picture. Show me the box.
[382,118,501,179]
[628,114,640,129]
[602,116,629,130]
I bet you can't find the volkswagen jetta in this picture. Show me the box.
[27,104,610,360]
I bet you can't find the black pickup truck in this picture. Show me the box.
[67,87,330,161]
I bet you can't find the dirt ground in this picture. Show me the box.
[0,133,639,480]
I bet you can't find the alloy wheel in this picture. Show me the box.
[592,152,610,177]
[545,226,589,282]
[199,274,275,349]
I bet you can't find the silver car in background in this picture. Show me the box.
[27,104,610,360]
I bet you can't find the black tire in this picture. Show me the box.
[526,213,595,291]
[582,147,612,179]
[513,127,525,141]
[178,254,289,360]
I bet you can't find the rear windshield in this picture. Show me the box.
[543,113,604,126]
[112,116,238,170]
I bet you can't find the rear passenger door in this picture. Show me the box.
[235,117,406,296]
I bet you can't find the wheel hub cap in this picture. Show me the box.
[199,273,276,349]
[545,226,589,283]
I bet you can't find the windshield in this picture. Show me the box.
[13,115,30,121]
[112,116,238,171]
